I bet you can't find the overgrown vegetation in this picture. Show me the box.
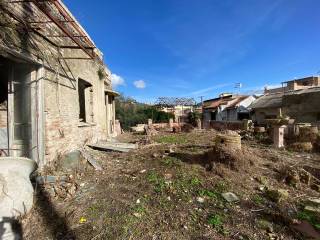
[115,94,174,130]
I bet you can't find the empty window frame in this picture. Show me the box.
[78,78,92,123]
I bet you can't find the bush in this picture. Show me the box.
[115,94,174,130]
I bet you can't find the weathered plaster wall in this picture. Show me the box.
[0,110,6,129]
[283,90,320,123]
[0,6,113,166]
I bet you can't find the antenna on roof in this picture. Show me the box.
[235,83,242,95]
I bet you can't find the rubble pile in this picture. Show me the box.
[289,126,319,152]
[208,131,253,170]
[281,166,320,192]
[37,175,79,200]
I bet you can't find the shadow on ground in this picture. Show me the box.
[34,188,76,240]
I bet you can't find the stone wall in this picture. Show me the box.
[0,4,114,167]
[205,120,243,131]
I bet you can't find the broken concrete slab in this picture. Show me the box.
[81,149,102,171]
[35,175,67,185]
[87,142,137,153]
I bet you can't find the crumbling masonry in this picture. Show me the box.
[0,0,118,167]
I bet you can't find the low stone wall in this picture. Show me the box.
[206,120,243,131]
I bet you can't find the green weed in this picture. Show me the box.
[297,210,320,230]
[208,214,223,228]
[252,194,265,205]
[147,171,166,193]
[162,156,182,168]
[199,189,218,199]
[155,135,188,144]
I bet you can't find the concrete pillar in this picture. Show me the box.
[242,119,252,131]
[196,118,202,129]
[169,118,174,128]
[273,125,285,148]
[112,97,116,133]
[148,118,152,126]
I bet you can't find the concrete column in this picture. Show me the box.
[169,118,174,128]
[148,118,152,126]
[112,97,116,133]
[105,94,109,136]
[196,118,202,129]
[273,125,285,148]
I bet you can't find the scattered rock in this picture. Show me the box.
[136,199,141,204]
[257,219,273,232]
[305,198,320,207]
[266,189,288,203]
[255,176,268,185]
[222,192,240,203]
[165,147,175,154]
[197,197,205,203]
[304,205,320,215]
[59,150,83,171]
[164,173,173,179]
[133,212,142,218]
[140,169,147,173]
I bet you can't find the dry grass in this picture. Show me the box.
[21,131,320,240]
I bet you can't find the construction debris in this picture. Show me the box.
[221,192,240,203]
[80,148,103,171]
[87,142,137,153]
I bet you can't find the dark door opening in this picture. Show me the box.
[238,112,250,120]
[210,111,216,120]
[78,78,92,123]
[0,56,33,157]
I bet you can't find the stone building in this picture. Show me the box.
[251,76,320,125]
[0,1,118,167]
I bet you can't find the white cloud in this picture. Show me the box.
[111,73,125,87]
[133,80,146,89]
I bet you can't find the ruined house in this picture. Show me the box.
[202,94,256,126]
[0,1,118,167]
[251,76,320,125]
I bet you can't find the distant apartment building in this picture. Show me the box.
[251,76,320,125]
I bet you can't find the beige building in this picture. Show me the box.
[251,76,320,125]
[0,1,118,167]
[160,105,194,122]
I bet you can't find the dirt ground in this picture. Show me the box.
[22,130,320,240]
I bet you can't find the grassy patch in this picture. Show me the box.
[252,194,265,205]
[198,189,218,199]
[208,214,229,236]
[154,134,188,144]
[191,177,202,186]
[87,201,105,219]
[147,171,166,193]
[214,181,229,193]
[208,214,223,228]
[162,156,182,168]
[297,210,320,230]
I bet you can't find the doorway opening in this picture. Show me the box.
[0,56,34,158]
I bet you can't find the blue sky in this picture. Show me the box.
[64,0,320,103]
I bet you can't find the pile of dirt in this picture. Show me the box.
[207,144,253,171]
[181,123,194,133]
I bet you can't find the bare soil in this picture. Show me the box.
[22,130,320,240]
